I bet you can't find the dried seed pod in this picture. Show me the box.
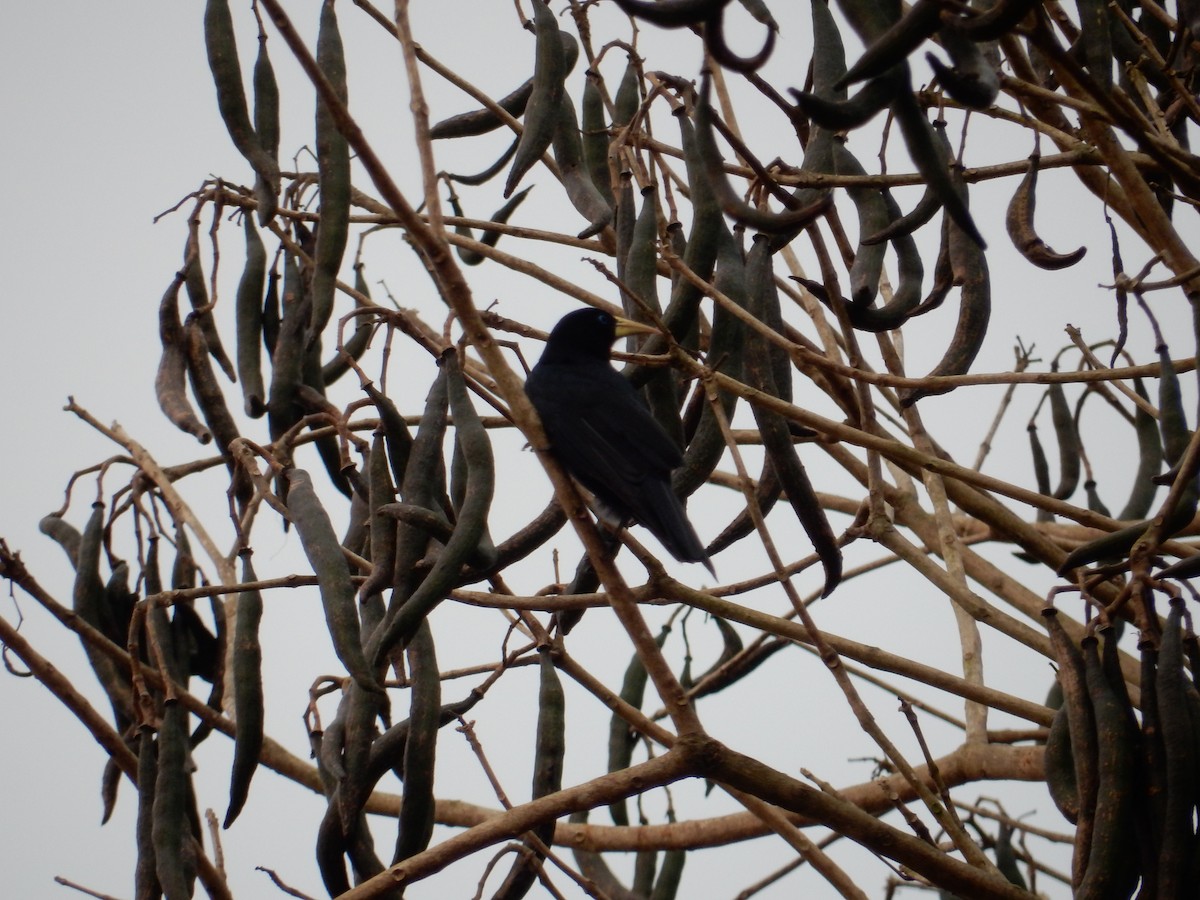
[357,431,398,603]
[926,21,1000,109]
[703,5,776,72]
[152,701,195,900]
[134,729,161,900]
[183,246,236,382]
[1045,703,1079,822]
[321,266,376,386]
[453,186,535,266]
[1004,155,1087,270]
[1157,342,1190,467]
[610,0,729,28]
[38,514,81,568]
[156,271,212,444]
[836,0,941,88]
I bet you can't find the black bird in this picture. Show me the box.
[526,308,714,574]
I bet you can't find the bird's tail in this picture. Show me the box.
[639,483,715,575]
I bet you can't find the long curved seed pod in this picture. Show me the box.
[134,730,161,900]
[899,206,991,406]
[696,79,831,234]
[837,140,889,307]
[370,352,493,662]
[1117,377,1161,520]
[1048,370,1081,500]
[744,245,842,596]
[453,187,535,266]
[1138,639,1167,882]
[183,247,237,383]
[504,3,569,198]
[393,620,440,863]
[1076,634,1138,899]
[152,701,195,900]
[892,89,985,248]
[610,0,729,28]
[703,6,776,72]
[235,214,267,417]
[430,33,580,140]
[550,92,614,239]
[927,22,1000,109]
[836,0,941,88]
[252,29,280,223]
[287,468,381,693]
[581,69,613,207]
[224,551,264,828]
[1157,342,1190,466]
[862,184,939,246]
[706,459,782,555]
[337,681,386,845]
[845,186,926,332]
[790,76,898,130]
[1156,599,1195,896]
[608,625,670,826]
[491,648,565,899]
[157,271,212,444]
[1042,606,1097,887]
[309,0,351,341]
[39,514,81,568]
[204,0,280,209]
[992,821,1027,889]
[1004,155,1087,270]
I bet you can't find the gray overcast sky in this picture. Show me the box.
[3,3,1195,898]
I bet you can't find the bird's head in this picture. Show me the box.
[541,308,658,364]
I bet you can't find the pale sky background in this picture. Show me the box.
[2,3,1195,899]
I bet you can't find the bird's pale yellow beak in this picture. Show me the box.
[613,316,659,338]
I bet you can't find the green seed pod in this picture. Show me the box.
[252,29,280,223]
[1157,342,1190,467]
[224,551,265,829]
[612,54,641,129]
[491,647,565,899]
[608,625,670,826]
[236,214,268,417]
[38,514,81,568]
[1045,703,1079,823]
[1155,600,1195,896]
[134,729,161,900]
[1117,377,1161,520]
[204,0,281,204]
[504,2,569,198]
[551,91,615,239]
[1048,370,1081,500]
[393,620,441,863]
[309,0,351,341]
[152,702,193,900]
[287,468,381,694]
[1076,634,1138,899]
[581,69,613,207]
